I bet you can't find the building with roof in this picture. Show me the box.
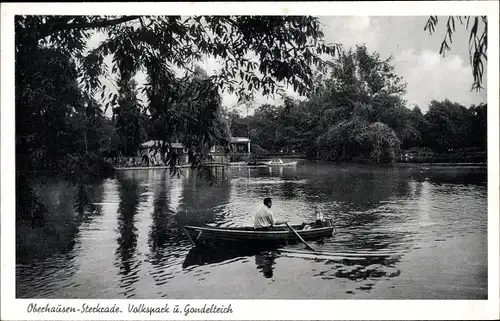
[134,137,251,167]
[138,140,189,166]
[209,137,251,163]
[399,147,435,162]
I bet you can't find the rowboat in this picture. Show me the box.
[182,222,334,247]
[227,161,269,169]
[248,158,299,167]
[266,159,298,167]
[227,161,247,167]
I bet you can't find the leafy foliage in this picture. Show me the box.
[226,109,250,138]
[15,45,112,171]
[467,103,487,149]
[228,45,487,164]
[424,99,486,153]
[315,118,401,164]
[16,15,340,221]
[46,15,342,98]
[309,45,407,162]
[113,79,147,156]
[16,15,339,172]
[424,16,487,91]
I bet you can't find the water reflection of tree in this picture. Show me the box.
[115,176,143,299]
[75,182,105,225]
[124,169,191,289]
[176,168,231,227]
[408,167,487,186]
[303,165,412,212]
[282,181,298,199]
[16,179,106,297]
[148,171,182,263]
[17,179,105,263]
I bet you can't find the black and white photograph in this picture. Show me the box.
[1,1,499,320]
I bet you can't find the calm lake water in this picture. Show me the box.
[16,162,488,299]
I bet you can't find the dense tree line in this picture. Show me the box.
[227,46,487,164]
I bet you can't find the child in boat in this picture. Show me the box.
[300,206,329,230]
[314,206,331,227]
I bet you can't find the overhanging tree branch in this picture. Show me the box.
[424,15,487,91]
[57,15,141,31]
[39,16,142,39]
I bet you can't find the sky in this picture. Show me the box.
[319,16,487,112]
[88,15,488,115]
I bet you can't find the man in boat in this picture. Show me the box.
[254,198,287,231]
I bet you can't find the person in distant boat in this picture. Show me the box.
[254,198,287,230]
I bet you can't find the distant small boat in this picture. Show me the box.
[248,158,298,167]
[227,161,269,168]
[228,161,247,167]
[182,222,333,246]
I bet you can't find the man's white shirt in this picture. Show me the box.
[254,205,275,228]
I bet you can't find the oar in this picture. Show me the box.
[285,222,316,252]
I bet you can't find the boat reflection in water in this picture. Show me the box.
[182,242,404,283]
[182,244,278,279]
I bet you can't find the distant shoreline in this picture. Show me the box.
[396,162,487,167]
[112,161,487,171]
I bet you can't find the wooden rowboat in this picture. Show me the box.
[247,158,298,167]
[268,160,298,167]
[182,223,334,246]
